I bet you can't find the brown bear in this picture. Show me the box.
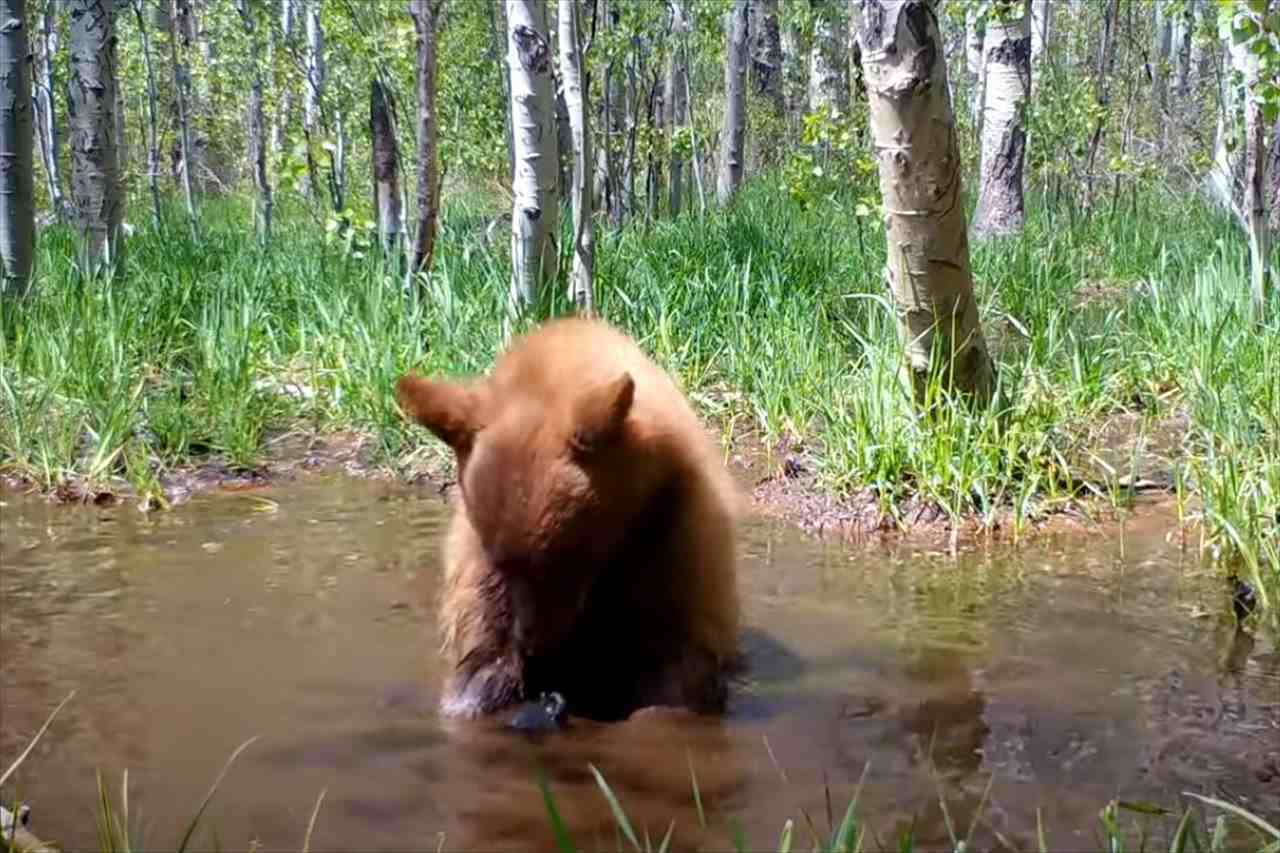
[396,316,740,721]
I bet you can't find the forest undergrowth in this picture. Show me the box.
[0,177,1277,621]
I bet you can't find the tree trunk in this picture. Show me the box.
[167,0,198,238]
[506,0,559,312]
[370,77,400,258]
[665,0,689,217]
[67,0,124,275]
[238,0,271,243]
[269,0,295,158]
[489,0,514,177]
[1029,0,1050,68]
[1208,37,1247,217]
[717,0,747,206]
[780,11,805,122]
[131,0,162,230]
[33,0,66,221]
[1187,0,1207,92]
[972,0,1030,239]
[964,4,983,131]
[1081,0,1119,212]
[807,0,847,113]
[856,0,994,404]
[559,0,592,314]
[1153,0,1170,114]
[748,0,783,119]
[409,0,438,276]
[302,0,324,200]
[1266,116,1280,233]
[1241,31,1268,321]
[0,0,35,298]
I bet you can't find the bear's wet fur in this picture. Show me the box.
[396,316,740,721]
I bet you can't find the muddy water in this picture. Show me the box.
[2,477,1277,852]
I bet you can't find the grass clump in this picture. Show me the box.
[0,181,1277,617]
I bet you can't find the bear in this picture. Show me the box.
[395,315,740,722]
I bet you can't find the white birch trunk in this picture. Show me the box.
[856,0,994,403]
[807,0,847,113]
[666,0,689,217]
[67,0,123,274]
[506,0,559,312]
[965,4,984,131]
[131,0,162,229]
[717,0,748,205]
[972,1,1030,239]
[559,0,592,314]
[269,0,295,158]
[1029,0,1050,68]
[302,0,324,199]
[238,0,271,243]
[34,0,66,220]
[167,0,198,238]
[748,0,783,118]
[1208,37,1247,217]
[0,0,35,297]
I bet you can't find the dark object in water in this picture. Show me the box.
[509,691,569,734]
[1230,575,1257,623]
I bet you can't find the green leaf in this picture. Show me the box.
[589,765,641,853]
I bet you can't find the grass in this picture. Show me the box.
[3,696,1278,851]
[0,179,1278,621]
[535,759,1280,853]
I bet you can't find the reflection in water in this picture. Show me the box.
[1,478,1277,852]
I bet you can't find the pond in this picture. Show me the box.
[1,476,1276,851]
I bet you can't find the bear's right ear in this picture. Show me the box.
[395,374,486,451]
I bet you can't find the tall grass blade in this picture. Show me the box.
[589,764,641,853]
[301,787,326,853]
[537,772,577,853]
[1182,792,1280,841]
[0,691,76,791]
[175,735,259,853]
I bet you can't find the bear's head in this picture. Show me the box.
[396,370,659,659]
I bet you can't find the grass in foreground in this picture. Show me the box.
[0,181,1277,618]
[4,697,1277,853]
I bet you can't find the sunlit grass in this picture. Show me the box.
[0,180,1277,617]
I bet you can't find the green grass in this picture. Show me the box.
[0,179,1277,620]
[534,761,1280,853]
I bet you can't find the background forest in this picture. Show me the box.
[0,0,1278,628]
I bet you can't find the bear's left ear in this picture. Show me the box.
[570,372,635,454]
[395,374,487,451]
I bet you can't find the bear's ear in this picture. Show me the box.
[395,374,486,451]
[569,372,635,455]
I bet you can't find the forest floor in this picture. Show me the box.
[1,180,1277,624]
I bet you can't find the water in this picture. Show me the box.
[1,477,1276,852]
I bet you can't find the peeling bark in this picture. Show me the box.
[0,0,35,297]
[856,0,994,403]
[972,1,1029,239]
[410,0,437,276]
[67,0,124,275]
[506,0,559,312]
[559,0,592,314]
[369,77,400,258]
[717,0,748,206]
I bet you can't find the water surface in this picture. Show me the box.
[2,477,1276,851]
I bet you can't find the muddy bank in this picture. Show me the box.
[2,411,1192,555]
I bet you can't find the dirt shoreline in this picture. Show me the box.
[0,424,1189,555]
